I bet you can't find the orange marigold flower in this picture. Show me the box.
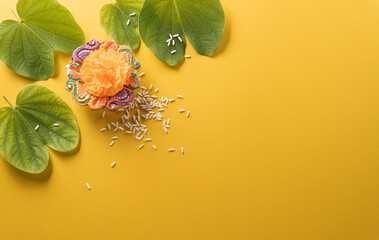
[80,45,132,97]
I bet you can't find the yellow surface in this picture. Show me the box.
[0,0,378,239]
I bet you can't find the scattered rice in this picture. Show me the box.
[101,75,190,157]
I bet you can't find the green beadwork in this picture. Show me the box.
[126,73,140,89]
[118,48,141,70]
[69,73,83,83]
[66,80,91,103]
[69,63,81,68]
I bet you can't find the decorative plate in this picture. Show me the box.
[65,39,140,111]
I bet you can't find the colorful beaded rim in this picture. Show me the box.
[65,39,140,111]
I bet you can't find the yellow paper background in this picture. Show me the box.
[0,0,379,239]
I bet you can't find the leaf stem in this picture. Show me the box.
[3,95,15,108]
[11,9,21,21]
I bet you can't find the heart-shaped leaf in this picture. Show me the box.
[100,0,144,50]
[0,85,79,174]
[139,0,224,66]
[0,0,85,80]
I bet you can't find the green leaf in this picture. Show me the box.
[100,0,144,50]
[139,0,224,66]
[0,85,80,174]
[0,0,85,80]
